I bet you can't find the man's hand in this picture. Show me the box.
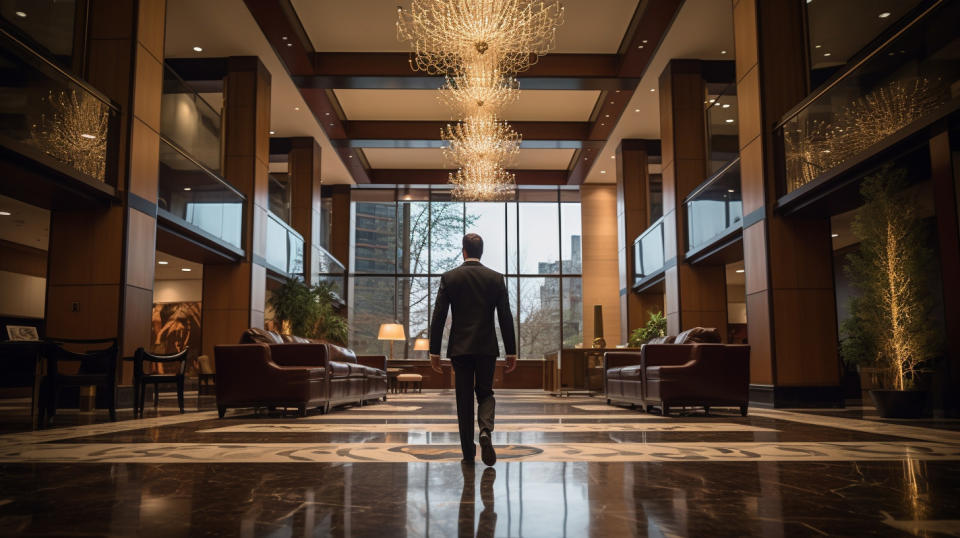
[430,354,443,373]
[504,355,517,374]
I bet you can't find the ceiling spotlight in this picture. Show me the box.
[329,123,334,126]
[158,260,169,265]
[722,104,730,108]
[181,267,192,272]
[604,114,609,118]
[610,155,615,159]
[642,39,648,44]
[282,36,288,40]
[269,130,275,135]
[815,44,822,49]
[287,43,293,47]
[878,12,891,18]
[721,50,727,54]
[325,112,330,116]
[831,233,839,238]
[637,45,644,49]
[348,155,353,158]
[192,46,203,52]
[725,119,735,123]
[709,99,716,103]
[735,269,745,273]
[649,88,655,92]
[294,106,300,111]
[600,170,606,174]
[823,52,832,57]
[183,187,192,191]
[728,189,735,193]
[0,211,10,216]
[634,108,640,112]
[600,122,605,126]
[14,11,27,18]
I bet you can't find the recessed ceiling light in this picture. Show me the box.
[725,119,735,123]
[181,267,192,272]
[325,112,330,116]
[192,46,203,52]
[604,114,609,118]
[642,40,648,44]
[600,170,606,174]
[269,130,275,135]
[878,12,891,18]
[637,45,644,49]
[80,133,96,139]
[282,36,288,40]
[721,50,727,54]
[348,155,353,158]
[722,104,730,108]
[610,155,615,159]
[609,101,614,104]
[158,260,169,265]
[183,187,192,191]
[600,122,605,126]
[287,43,293,47]
[823,52,832,57]
[634,108,640,112]
[294,106,300,111]
[815,44,822,49]
[329,123,334,126]
[649,88,655,92]
[831,233,839,238]
[0,211,10,216]
[735,269,745,273]
[709,99,716,103]
[14,11,26,18]
[728,189,735,193]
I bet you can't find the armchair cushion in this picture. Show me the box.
[328,361,352,378]
[241,328,285,344]
[674,327,721,344]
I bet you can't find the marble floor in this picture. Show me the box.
[0,391,959,536]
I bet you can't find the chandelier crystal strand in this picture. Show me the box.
[442,115,521,169]
[397,0,565,76]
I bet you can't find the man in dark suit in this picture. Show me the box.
[430,233,517,466]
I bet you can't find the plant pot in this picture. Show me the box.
[869,389,929,419]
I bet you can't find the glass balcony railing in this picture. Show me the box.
[158,137,244,249]
[685,158,743,254]
[266,210,305,278]
[316,246,347,301]
[777,0,960,195]
[0,28,119,186]
[632,218,665,287]
[160,63,222,174]
[268,174,291,224]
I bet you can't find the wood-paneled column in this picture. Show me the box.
[287,137,322,283]
[46,0,166,384]
[201,57,270,357]
[581,185,622,345]
[616,139,664,342]
[658,59,728,340]
[733,0,840,406]
[328,184,351,268]
[930,128,960,415]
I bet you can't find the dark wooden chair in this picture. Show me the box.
[133,347,188,417]
[42,338,119,424]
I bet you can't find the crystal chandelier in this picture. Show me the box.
[397,0,565,77]
[397,0,564,200]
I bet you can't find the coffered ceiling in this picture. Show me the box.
[165,0,737,187]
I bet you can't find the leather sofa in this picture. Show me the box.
[214,329,388,417]
[604,327,750,416]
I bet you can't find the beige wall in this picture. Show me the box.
[580,185,622,345]
[154,279,203,304]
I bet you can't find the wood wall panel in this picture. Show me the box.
[124,208,156,291]
[0,240,47,277]
[745,289,772,384]
[133,44,163,132]
[581,185,621,344]
[127,118,160,202]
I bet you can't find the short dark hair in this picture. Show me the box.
[463,233,484,258]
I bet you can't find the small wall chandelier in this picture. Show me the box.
[398,0,564,200]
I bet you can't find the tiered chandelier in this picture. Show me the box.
[398,0,565,200]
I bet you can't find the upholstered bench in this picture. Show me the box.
[396,373,423,393]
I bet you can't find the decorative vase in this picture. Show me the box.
[869,389,929,419]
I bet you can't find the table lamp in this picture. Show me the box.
[378,323,406,361]
[413,337,430,358]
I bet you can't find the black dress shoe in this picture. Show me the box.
[479,430,496,466]
[461,458,475,464]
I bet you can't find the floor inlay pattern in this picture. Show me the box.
[200,422,778,433]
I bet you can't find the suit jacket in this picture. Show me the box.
[429,260,517,358]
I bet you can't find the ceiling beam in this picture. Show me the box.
[342,121,590,141]
[368,169,567,186]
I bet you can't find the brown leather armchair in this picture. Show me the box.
[604,343,750,416]
[214,344,327,417]
[643,344,750,416]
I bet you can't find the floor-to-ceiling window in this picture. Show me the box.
[348,187,582,359]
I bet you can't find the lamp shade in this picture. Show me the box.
[413,338,430,351]
[378,323,406,341]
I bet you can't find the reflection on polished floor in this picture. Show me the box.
[1,391,959,536]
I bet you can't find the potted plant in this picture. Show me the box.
[628,311,667,348]
[842,166,938,418]
[269,278,349,346]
